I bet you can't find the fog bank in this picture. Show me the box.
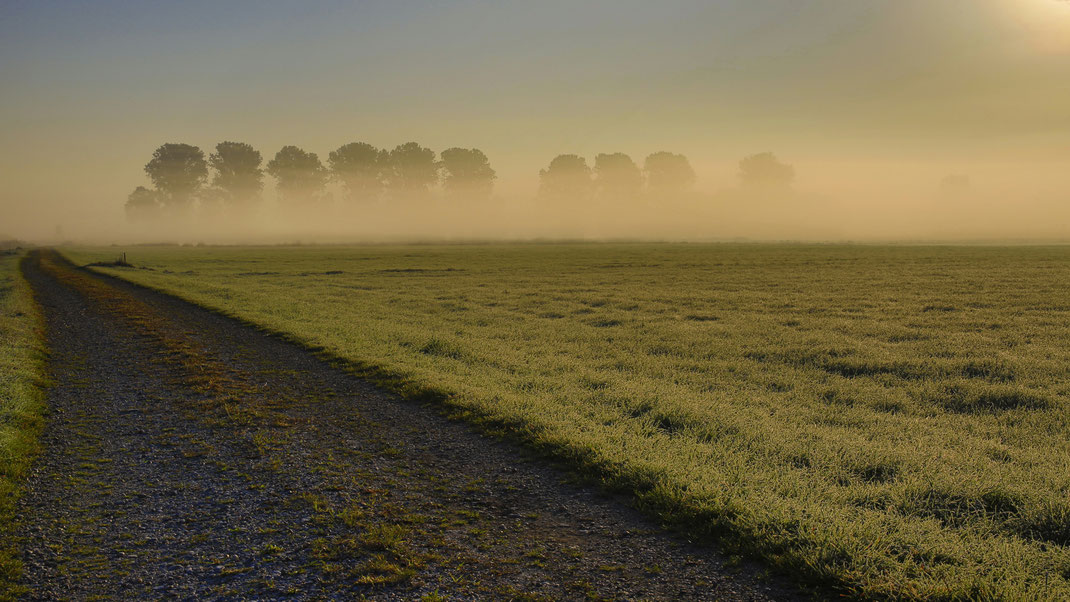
[32,182,1067,247]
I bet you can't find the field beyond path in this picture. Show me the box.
[63,243,1070,599]
[13,250,790,600]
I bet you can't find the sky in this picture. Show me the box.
[1,0,1068,241]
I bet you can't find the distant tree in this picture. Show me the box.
[208,141,263,208]
[266,146,328,204]
[539,154,593,201]
[328,142,386,202]
[643,152,695,197]
[125,186,162,221]
[594,153,643,200]
[196,186,229,218]
[144,143,208,211]
[739,152,794,188]
[439,147,496,201]
[383,142,438,197]
[940,174,972,198]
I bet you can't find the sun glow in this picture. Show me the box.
[1006,0,1070,53]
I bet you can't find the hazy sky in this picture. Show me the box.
[1,0,1068,240]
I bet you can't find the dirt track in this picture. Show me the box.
[14,250,800,600]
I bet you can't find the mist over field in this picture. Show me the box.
[15,144,1070,245]
[2,0,1068,245]
[89,176,1070,246]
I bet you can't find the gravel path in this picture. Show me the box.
[14,250,803,600]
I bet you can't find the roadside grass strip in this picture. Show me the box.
[0,251,47,600]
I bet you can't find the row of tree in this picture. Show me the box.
[536,151,793,202]
[127,141,795,219]
[539,152,692,201]
[128,141,497,219]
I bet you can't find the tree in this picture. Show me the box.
[383,142,438,197]
[940,174,971,198]
[124,186,162,221]
[739,152,794,188]
[538,154,593,201]
[643,152,695,197]
[266,146,328,204]
[196,186,229,218]
[143,143,208,210]
[328,142,386,202]
[208,141,263,208]
[594,153,643,200]
[439,147,496,201]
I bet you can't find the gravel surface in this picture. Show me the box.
[15,250,805,600]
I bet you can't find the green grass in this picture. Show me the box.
[66,243,1070,600]
[0,250,47,600]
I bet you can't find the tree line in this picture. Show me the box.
[535,151,793,202]
[127,141,495,219]
[126,141,794,220]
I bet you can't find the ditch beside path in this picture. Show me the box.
[14,250,803,600]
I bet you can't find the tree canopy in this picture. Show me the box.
[124,186,162,221]
[440,147,496,201]
[539,154,593,200]
[384,142,438,197]
[208,141,263,207]
[266,146,328,204]
[328,142,386,202]
[643,152,695,196]
[739,152,794,188]
[594,153,643,200]
[144,143,208,209]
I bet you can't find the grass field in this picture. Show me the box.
[0,249,47,598]
[66,243,1070,599]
